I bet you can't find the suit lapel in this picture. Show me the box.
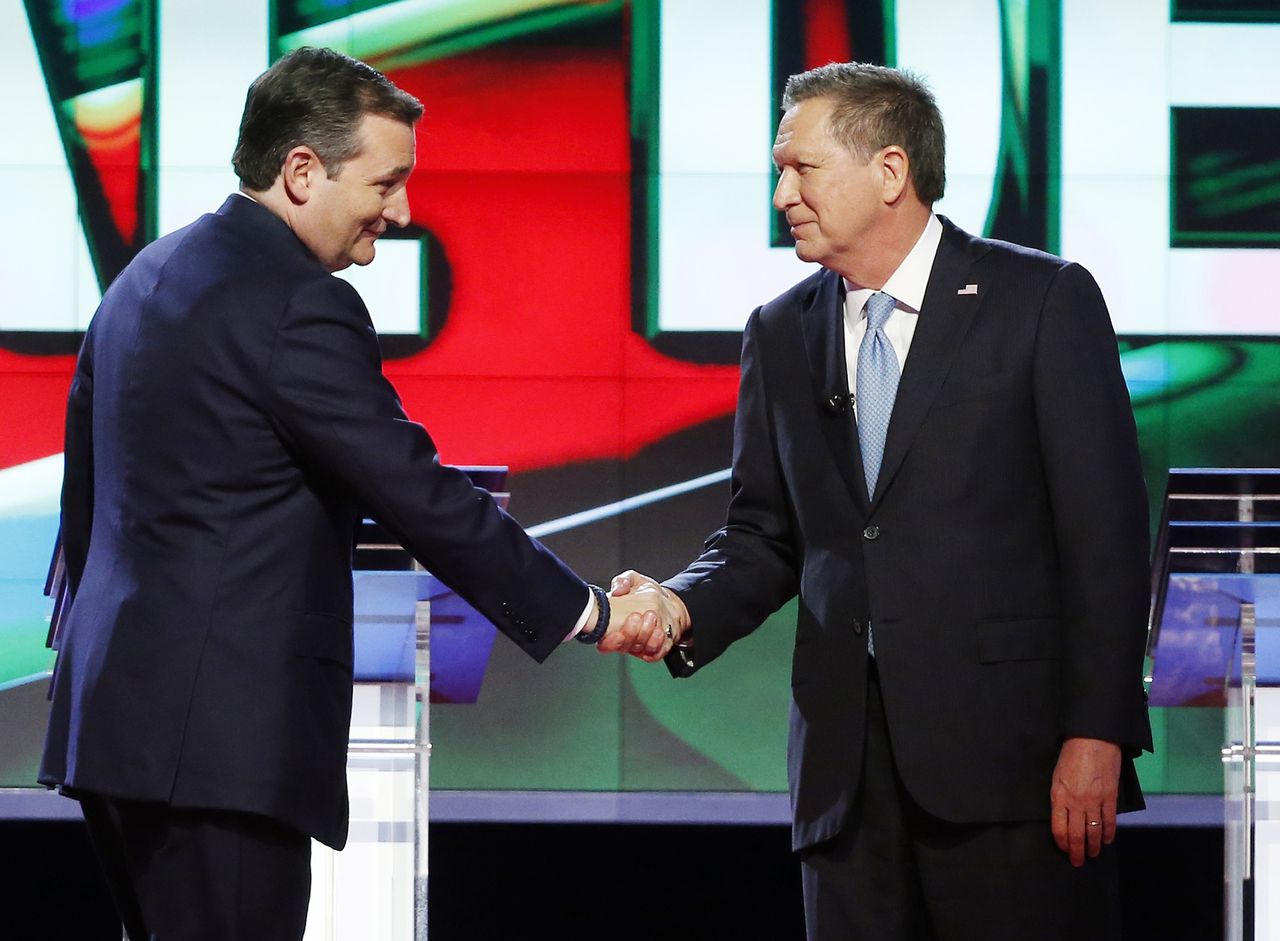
[801,270,870,510]
[870,218,990,511]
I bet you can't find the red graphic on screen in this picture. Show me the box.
[80,103,143,246]
[0,36,743,477]
[387,46,739,472]
[804,0,853,68]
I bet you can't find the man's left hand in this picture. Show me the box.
[1050,737,1122,867]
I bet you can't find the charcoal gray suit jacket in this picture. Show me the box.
[665,217,1152,852]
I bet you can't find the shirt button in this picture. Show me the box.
[863,525,881,540]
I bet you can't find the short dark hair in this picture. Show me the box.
[783,62,945,204]
[232,46,424,191]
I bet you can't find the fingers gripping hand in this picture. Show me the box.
[601,591,669,660]
[597,575,689,663]
[610,570,659,597]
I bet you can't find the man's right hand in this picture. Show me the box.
[599,571,690,663]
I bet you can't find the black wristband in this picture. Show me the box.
[577,585,610,644]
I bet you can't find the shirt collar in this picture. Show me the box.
[843,213,943,316]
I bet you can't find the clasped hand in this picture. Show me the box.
[590,570,689,663]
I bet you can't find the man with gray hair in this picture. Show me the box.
[609,61,1151,939]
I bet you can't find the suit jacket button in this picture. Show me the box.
[853,620,863,635]
[862,525,880,540]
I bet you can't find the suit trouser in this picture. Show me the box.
[79,792,312,941]
[799,661,1122,941]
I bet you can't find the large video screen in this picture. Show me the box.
[2,0,1278,805]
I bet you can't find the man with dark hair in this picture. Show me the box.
[42,46,674,940]
[610,61,1151,940]
[231,45,424,193]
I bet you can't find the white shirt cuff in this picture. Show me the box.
[565,589,596,642]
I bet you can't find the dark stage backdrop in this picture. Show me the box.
[2,0,1278,803]
[0,819,1227,940]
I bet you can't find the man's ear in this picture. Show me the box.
[880,145,911,205]
[280,146,324,205]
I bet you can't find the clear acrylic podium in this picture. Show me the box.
[303,468,508,941]
[1147,469,1280,941]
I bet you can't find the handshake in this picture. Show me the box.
[591,571,690,663]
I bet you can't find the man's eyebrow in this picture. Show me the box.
[376,163,414,181]
[774,148,818,167]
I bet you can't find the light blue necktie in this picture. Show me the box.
[856,291,898,657]
[856,291,900,498]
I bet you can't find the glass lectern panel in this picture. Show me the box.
[1147,469,1280,941]
[304,467,506,941]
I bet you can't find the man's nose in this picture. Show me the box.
[772,168,798,211]
[384,188,411,228]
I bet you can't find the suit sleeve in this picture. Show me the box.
[1033,263,1152,752]
[265,275,587,663]
[663,308,799,676]
[60,325,96,599]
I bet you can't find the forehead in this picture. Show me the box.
[350,112,416,171]
[773,97,837,153]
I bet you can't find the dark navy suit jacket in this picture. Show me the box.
[41,195,587,849]
[665,218,1152,852]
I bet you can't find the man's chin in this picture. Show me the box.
[336,248,376,271]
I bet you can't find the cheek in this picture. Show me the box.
[342,211,369,241]
[805,188,836,227]
[811,181,845,213]
[826,186,867,233]
[367,192,390,219]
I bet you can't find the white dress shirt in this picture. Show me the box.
[843,214,943,416]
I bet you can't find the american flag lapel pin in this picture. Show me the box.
[957,283,978,296]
